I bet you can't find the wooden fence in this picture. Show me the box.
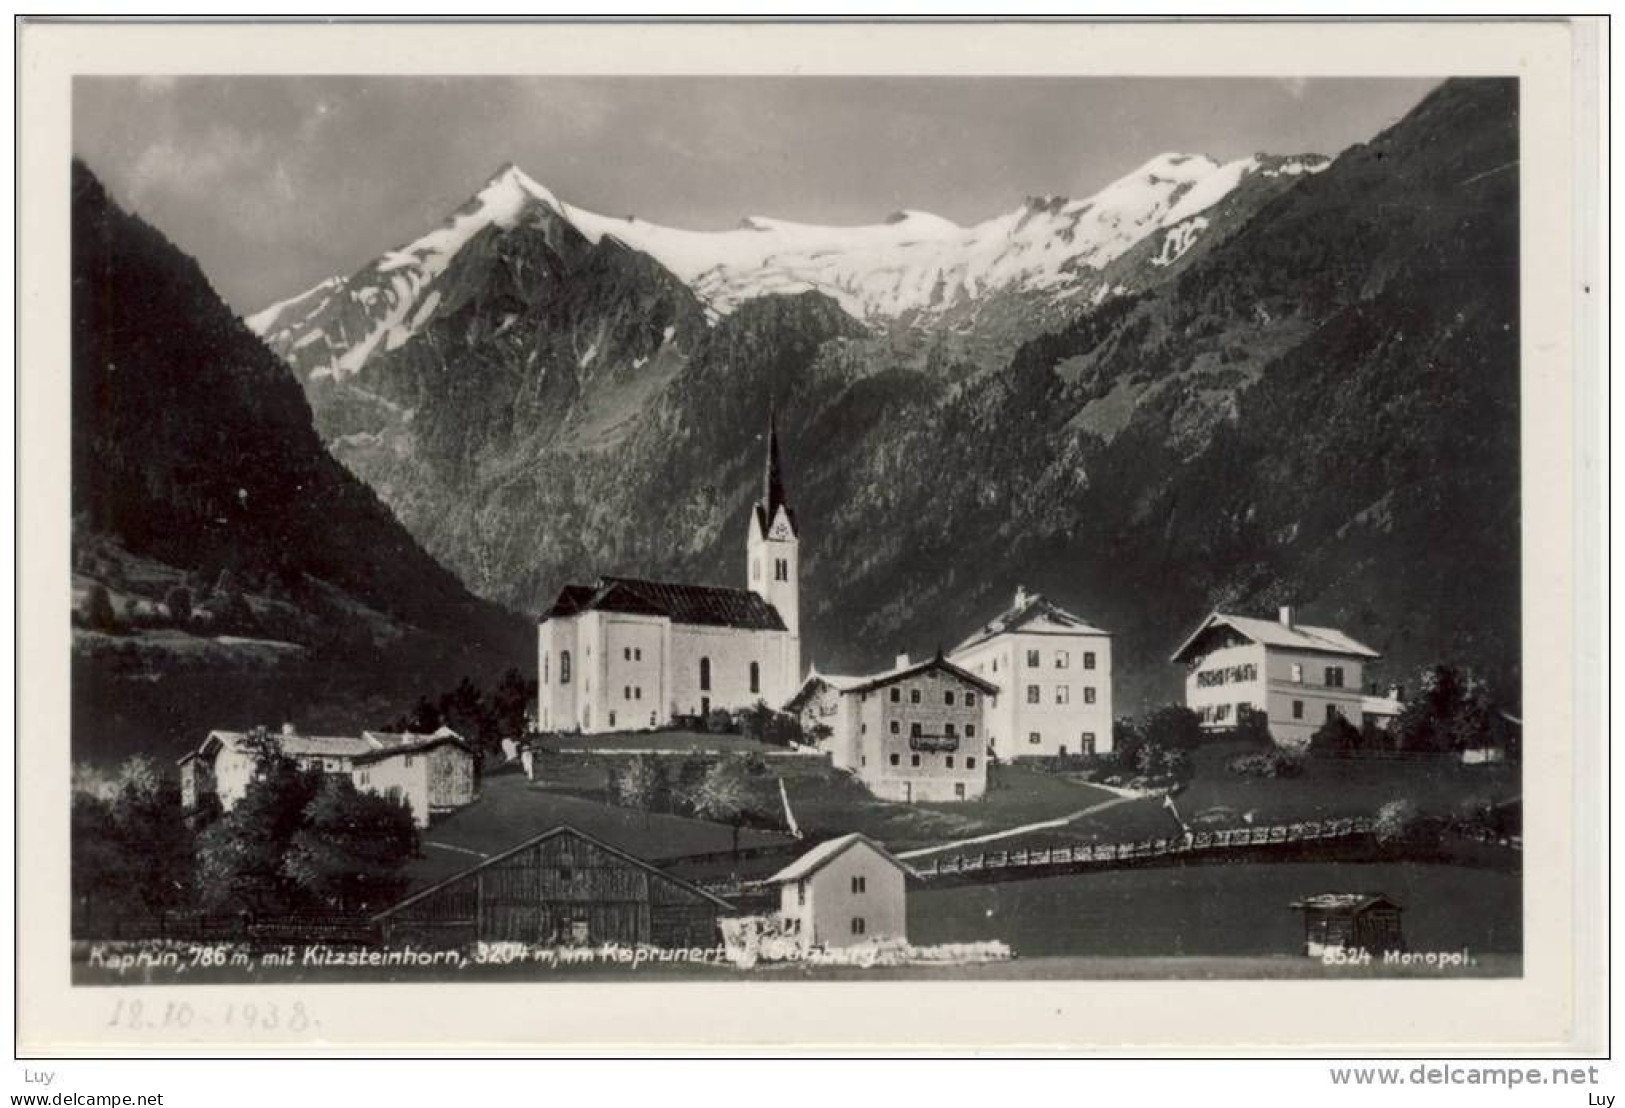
[914,816,1379,880]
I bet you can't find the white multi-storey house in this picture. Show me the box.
[948,587,1114,759]
[787,652,996,803]
[1170,607,1383,747]
[537,413,802,734]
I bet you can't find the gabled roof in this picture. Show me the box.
[952,590,1109,654]
[783,670,864,713]
[841,653,999,697]
[1290,892,1404,914]
[182,727,468,767]
[372,823,736,921]
[1170,612,1381,664]
[189,730,375,765]
[540,574,787,632]
[353,727,473,766]
[765,832,916,885]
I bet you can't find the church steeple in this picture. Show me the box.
[757,407,797,537]
[747,404,801,664]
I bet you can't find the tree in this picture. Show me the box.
[490,668,536,743]
[111,756,195,927]
[1233,706,1273,745]
[84,583,119,632]
[1111,716,1145,770]
[614,755,666,826]
[1140,705,1204,751]
[70,792,125,935]
[195,734,321,914]
[283,778,418,912]
[211,569,255,634]
[165,584,193,627]
[673,756,711,814]
[692,755,754,855]
[1308,713,1361,756]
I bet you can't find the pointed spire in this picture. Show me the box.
[762,404,789,523]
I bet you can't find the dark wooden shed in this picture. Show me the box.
[373,824,734,948]
[1290,892,1406,957]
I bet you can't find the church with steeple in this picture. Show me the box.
[536,412,803,734]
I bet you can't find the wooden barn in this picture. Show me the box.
[372,825,734,948]
[1290,892,1406,957]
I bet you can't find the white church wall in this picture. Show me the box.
[668,623,791,719]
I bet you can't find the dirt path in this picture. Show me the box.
[897,795,1141,859]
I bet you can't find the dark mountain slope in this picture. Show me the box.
[71,161,529,764]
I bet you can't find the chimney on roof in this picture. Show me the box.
[1014,585,1030,608]
[895,652,911,669]
[1278,605,1295,629]
[281,722,296,736]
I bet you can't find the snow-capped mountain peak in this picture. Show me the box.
[250,150,1329,380]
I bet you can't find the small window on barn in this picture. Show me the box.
[559,867,574,884]
[561,651,572,685]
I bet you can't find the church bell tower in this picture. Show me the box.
[748,409,801,685]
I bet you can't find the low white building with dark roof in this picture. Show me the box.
[537,413,802,734]
[178,725,475,827]
[765,832,913,951]
[949,586,1114,759]
[1170,606,1383,746]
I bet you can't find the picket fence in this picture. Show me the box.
[914,816,1379,880]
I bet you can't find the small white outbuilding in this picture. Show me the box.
[764,832,913,951]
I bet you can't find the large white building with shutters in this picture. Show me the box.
[1170,607,1384,747]
[948,587,1114,759]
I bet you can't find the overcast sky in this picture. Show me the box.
[74,76,1440,314]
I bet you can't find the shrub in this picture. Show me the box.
[1373,798,1423,845]
[1227,748,1306,779]
[84,583,119,632]
[164,585,193,626]
[1233,706,1273,745]
[704,708,737,735]
[1308,714,1362,755]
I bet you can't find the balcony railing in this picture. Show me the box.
[908,735,960,753]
